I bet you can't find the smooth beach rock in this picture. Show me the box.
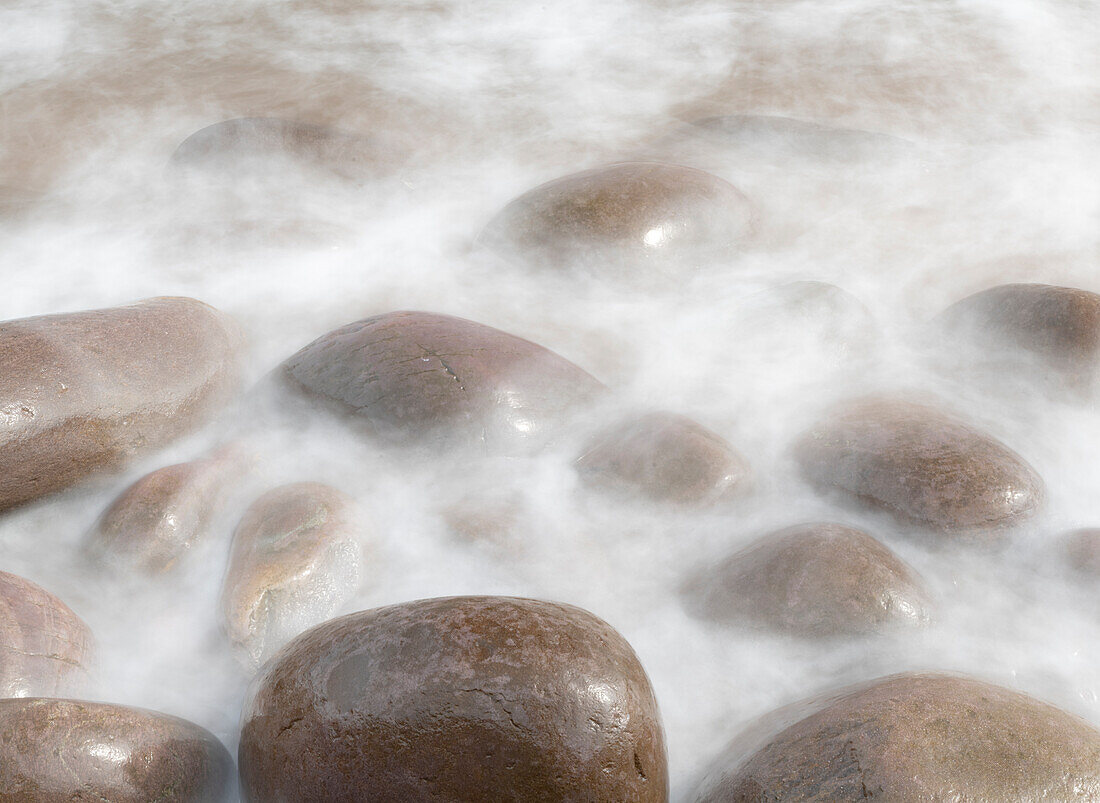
[239,596,668,802]
[576,412,750,505]
[479,161,755,281]
[84,446,244,574]
[281,310,604,452]
[0,572,92,698]
[794,396,1043,534]
[0,698,233,802]
[694,673,1100,801]
[220,482,362,668]
[170,117,392,184]
[684,523,932,636]
[936,283,1100,396]
[0,297,241,512]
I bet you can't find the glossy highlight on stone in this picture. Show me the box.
[239,596,669,802]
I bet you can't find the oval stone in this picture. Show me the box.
[575,412,750,505]
[794,396,1043,533]
[683,523,932,636]
[0,297,242,512]
[281,310,604,452]
[0,572,93,698]
[478,161,755,281]
[694,673,1100,801]
[239,596,668,802]
[85,447,243,574]
[220,482,362,668]
[0,698,233,802]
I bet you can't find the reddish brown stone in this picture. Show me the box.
[0,297,242,511]
[220,482,361,668]
[239,596,669,802]
[281,310,604,452]
[479,162,755,280]
[794,396,1043,534]
[0,698,233,801]
[576,412,750,505]
[684,523,932,636]
[695,673,1100,801]
[0,572,92,699]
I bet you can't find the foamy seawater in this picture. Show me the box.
[2,0,1100,799]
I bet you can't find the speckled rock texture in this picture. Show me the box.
[479,161,755,281]
[0,572,92,699]
[683,523,932,636]
[575,411,750,505]
[0,698,233,802]
[281,310,604,452]
[694,672,1100,801]
[220,482,361,668]
[238,595,669,802]
[85,447,242,574]
[794,396,1043,534]
[0,297,242,511]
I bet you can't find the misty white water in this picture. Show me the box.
[2,0,1100,798]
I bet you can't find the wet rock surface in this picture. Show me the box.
[0,572,92,699]
[281,310,604,452]
[0,297,242,512]
[794,396,1044,534]
[694,673,1100,801]
[576,411,750,505]
[220,482,362,668]
[0,697,233,802]
[84,447,243,574]
[238,595,669,802]
[478,161,755,281]
[683,523,932,637]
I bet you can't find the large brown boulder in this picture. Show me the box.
[694,673,1100,801]
[0,297,242,512]
[683,523,932,636]
[238,596,669,802]
[478,161,755,281]
[794,396,1043,534]
[281,310,604,452]
[0,572,93,698]
[220,482,362,668]
[575,411,750,505]
[0,698,233,801]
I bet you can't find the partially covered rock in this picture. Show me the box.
[684,523,932,636]
[0,297,242,512]
[238,596,668,802]
[0,572,93,698]
[688,115,912,164]
[281,311,604,452]
[85,446,244,574]
[576,412,750,505]
[1063,528,1100,575]
[220,482,362,668]
[935,283,1100,397]
[479,161,755,282]
[695,673,1100,801]
[794,396,1043,534]
[0,698,233,802]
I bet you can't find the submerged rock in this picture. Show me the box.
[239,596,668,802]
[0,571,93,698]
[0,698,233,801]
[220,482,362,668]
[1062,528,1100,575]
[695,673,1100,801]
[794,396,1043,534]
[479,161,755,282]
[689,115,912,163]
[85,446,244,574]
[576,411,750,505]
[281,310,603,452]
[0,297,242,512]
[684,523,932,636]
